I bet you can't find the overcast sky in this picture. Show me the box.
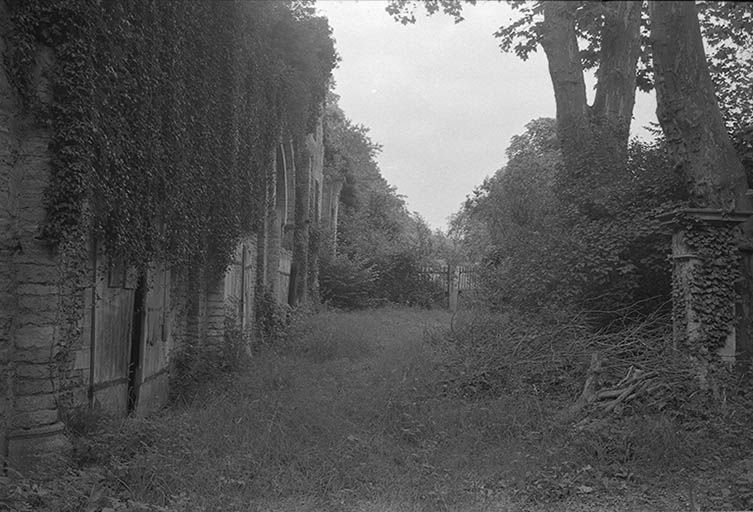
[316,0,657,230]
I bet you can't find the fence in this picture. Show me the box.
[418,264,480,310]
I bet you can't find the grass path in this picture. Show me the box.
[9,307,721,511]
[140,307,690,511]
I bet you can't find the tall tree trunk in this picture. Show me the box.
[540,1,589,152]
[591,1,642,163]
[650,1,748,209]
[540,1,641,218]
[650,2,751,368]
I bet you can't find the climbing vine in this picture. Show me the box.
[673,217,741,356]
[5,0,337,276]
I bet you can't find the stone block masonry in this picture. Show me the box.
[0,23,72,465]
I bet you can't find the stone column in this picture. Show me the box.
[265,147,282,300]
[1,16,72,468]
[671,229,705,350]
[667,210,752,374]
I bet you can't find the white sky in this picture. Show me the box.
[316,0,658,230]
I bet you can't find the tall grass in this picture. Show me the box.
[38,308,531,511]
[8,307,753,511]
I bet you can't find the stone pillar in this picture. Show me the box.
[265,147,282,299]
[667,210,753,372]
[671,229,705,350]
[290,137,312,307]
[1,15,72,468]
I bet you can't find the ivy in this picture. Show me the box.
[5,0,337,276]
[674,218,741,356]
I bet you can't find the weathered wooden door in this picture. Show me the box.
[133,264,170,415]
[92,254,136,414]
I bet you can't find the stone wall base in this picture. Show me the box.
[6,422,71,472]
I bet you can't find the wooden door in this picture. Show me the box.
[92,254,136,414]
[134,264,170,415]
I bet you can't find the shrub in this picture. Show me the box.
[319,253,377,309]
[456,119,687,320]
[169,312,252,402]
[370,250,446,307]
[254,289,293,345]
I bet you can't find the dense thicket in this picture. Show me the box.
[320,94,441,308]
[451,119,685,316]
[6,0,336,273]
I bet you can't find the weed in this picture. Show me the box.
[169,311,252,403]
[11,307,753,511]
[255,289,293,346]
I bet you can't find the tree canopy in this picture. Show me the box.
[320,93,442,307]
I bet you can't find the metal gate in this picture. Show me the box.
[418,264,480,310]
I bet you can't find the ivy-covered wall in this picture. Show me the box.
[4,0,335,270]
[1,0,336,468]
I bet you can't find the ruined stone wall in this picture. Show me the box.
[0,5,74,466]
[310,117,324,223]
[305,117,325,300]
[179,262,228,361]
[1,1,327,463]
[266,146,283,301]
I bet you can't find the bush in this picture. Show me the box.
[170,311,252,402]
[254,289,293,345]
[456,119,687,320]
[319,253,377,309]
[370,250,446,307]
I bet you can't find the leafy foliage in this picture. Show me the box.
[321,94,439,306]
[672,222,741,355]
[6,0,337,275]
[169,312,252,403]
[254,289,293,346]
[370,251,446,307]
[386,1,753,147]
[319,254,377,309]
[453,118,687,317]
[699,2,753,181]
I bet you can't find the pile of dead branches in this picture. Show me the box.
[445,302,707,415]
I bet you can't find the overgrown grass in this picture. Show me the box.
[5,307,753,511]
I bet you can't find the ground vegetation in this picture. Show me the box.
[5,310,753,511]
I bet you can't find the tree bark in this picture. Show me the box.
[540,1,642,218]
[591,1,642,160]
[650,1,748,209]
[540,1,589,152]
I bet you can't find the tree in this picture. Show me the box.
[453,118,681,313]
[321,93,440,306]
[386,0,753,208]
[388,1,640,170]
[650,1,748,210]
[700,1,753,178]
